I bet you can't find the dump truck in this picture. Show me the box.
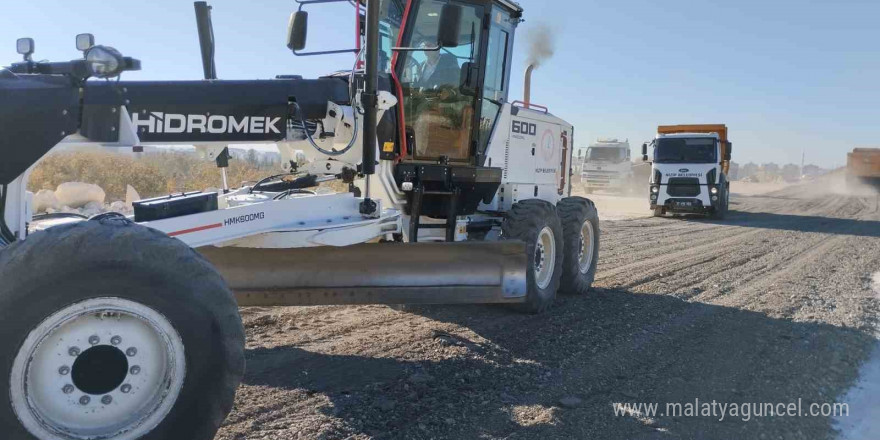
[0,1,603,438]
[846,148,880,188]
[580,138,633,193]
[641,124,732,218]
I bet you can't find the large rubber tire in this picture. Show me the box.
[0,218,245,440]
[711,180,730,220]
[502,200,564,314]
[557,197,600,295]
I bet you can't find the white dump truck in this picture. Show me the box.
[642,125,732,218]
[580,138,633,193]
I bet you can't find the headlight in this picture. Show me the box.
[85,45,124,78]
[710,187,719,195]
[651,186,660,194]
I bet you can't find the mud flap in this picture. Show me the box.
[199,241,528,306]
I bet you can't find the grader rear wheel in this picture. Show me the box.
[502,200,564,314]
[0,219,245,440]
[557,197,600,295]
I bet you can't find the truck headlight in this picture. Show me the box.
[710,186,718,195]
[651,186,659,194]
[85,45,124,78]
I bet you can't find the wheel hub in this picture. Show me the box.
[534,226,556,289]
[10,298,186,440]
[577,220,595,274]
[71,345,129,396]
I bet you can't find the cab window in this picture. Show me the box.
[398,1,483,160]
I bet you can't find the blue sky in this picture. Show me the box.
[2,0,877,167]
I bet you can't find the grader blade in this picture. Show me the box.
[199,241,528,306]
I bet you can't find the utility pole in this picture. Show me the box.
[800,149,805,180]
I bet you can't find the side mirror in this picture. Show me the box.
[287,11,308,51]
[16,38,34,60]
[724,141,732,160]
[76,33,95,52]
[459,61,478,96]
[437,4,462,47]
[641,143,648,156]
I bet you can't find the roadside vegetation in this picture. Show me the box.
[28,149,278,201]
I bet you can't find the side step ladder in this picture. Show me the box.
[408,184,460,242]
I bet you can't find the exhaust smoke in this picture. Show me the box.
[523,23,557,106]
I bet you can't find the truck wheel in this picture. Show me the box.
[557,197,600,295]
[711,183,730,220]
[502,200,564,314]
[0,218,245,440]
[652,207,664,217]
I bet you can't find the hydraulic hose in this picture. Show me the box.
[296,49,364,157]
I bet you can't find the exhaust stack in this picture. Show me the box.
[523,63,536,107]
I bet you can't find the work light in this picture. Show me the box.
[85,45,124,78]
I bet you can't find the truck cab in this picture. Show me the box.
[643,124,732,218]
[580,138,632,193]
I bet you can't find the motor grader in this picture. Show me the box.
[0,1,599,438]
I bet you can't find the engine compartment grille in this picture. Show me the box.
[666,177,701,197]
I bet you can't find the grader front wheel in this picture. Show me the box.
[0,219,245,440]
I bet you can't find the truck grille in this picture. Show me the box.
[582,171,619,183]
[666,177,701,197]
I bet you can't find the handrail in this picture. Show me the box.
[512,100,549,114]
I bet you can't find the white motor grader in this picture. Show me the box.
[0,1,599,438]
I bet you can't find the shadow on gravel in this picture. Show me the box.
[241,289,877,440]
[686,210,880,238]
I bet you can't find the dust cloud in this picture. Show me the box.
[785,171,880,198]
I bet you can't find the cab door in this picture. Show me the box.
[397,0,485,162]
[475,5,515,164]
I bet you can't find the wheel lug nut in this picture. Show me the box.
[101,395,113,405]
[62,385,74,394]
[68,347,80,357]
[121,384,132,393]
[59,366,70,375]
[126,347,137,357]
[129,365,141,375]
[79,396,90,405]
[88,335,100,345]
[111,336,122,346]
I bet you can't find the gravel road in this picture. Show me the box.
[216,179,880,440]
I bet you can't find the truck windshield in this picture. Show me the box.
[587,147,626,162]
[654,138,717,164]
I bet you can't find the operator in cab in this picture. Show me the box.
[413,42,460,90]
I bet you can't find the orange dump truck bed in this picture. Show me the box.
[657,124,730,174]
[847,148,880,178]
